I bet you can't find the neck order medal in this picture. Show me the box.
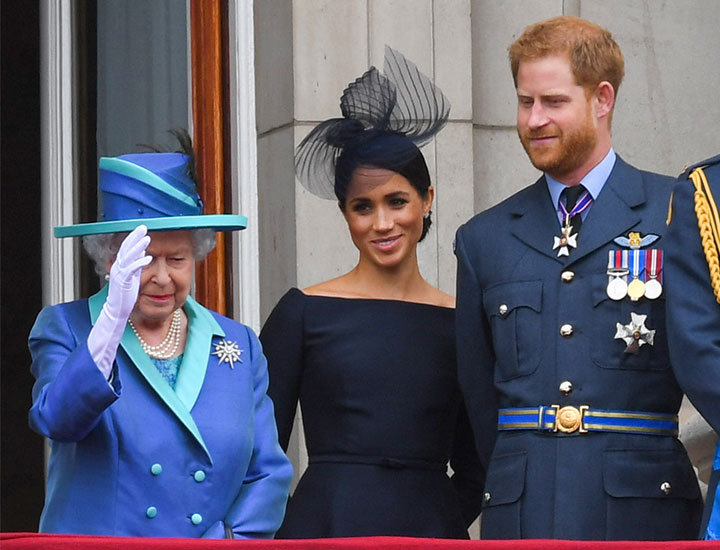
[553,187,592,257]
[553,221,578,257]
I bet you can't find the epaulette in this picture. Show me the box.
[679,153,720,179]
[684,152,720,304]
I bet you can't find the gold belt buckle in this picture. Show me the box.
[552,405,589,433]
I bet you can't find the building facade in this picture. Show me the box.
[2,0,719,534]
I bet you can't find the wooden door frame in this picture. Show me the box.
[190,0,261,328]
[190,0,229,315]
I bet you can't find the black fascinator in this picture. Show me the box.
[295,46,450,200]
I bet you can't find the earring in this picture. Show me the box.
[105,273,110,281]
[424,211,431,220]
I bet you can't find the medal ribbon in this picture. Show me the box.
[559,190,593,224]
[645,249,663,283]
[631,249,645,280]
[611,250,630,273]
[608,250,629,276]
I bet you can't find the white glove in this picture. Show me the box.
[87,225,152,379]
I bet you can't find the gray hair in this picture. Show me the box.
[83,228,217,279]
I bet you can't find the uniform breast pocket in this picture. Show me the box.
[483,280,543,381]
[590,274,670,371]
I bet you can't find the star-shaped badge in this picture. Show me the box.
[553,225,578,257]
[614,312,656,354]
[212,339,243,369]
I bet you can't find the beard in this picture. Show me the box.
[518,108,598,178]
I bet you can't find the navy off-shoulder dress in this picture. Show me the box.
[260,288,484,538]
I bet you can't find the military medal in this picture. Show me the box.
[644,278,662,299]
[553,224,578,257]
[627,279,645,300]
[644,249,663,299]
[609,232,664,302]
[644,279,662,299]
[553,189,593,257]
[606,250,629,300]
[614,312,656,354]
[626,249,645,301]
[607,271,628,300]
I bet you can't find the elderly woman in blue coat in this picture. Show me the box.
[28,137,292,538]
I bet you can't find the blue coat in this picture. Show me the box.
[455,156,703,540]
[665,154,720,540]
[28,287,292,538]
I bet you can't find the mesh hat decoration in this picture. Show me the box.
[295,45,450,200]
[54,151,247,238]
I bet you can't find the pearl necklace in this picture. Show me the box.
[129,309,182,360]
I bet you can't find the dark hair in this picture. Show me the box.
[141,128,198,187]
[334,133,433,242]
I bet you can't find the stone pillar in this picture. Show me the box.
[254,0,297,323]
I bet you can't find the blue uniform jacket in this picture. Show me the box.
[28,287,292,538]
[455,156,702,540]
[665,154,720,540]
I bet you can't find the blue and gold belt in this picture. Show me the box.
[498,405,678,436]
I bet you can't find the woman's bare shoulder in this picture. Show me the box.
[425,286,455,309]
[304,276,455,308]
[302,275,359,298]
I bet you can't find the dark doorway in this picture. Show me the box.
[1,0,46,532]
[1,0,189,532]
[0,1,98,531]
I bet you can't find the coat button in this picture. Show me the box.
[498,304,508,316]
[193,470,206,483]
[660,481,672,495]
[191,513,203,525]
[559,381,573,394]
[560,324,574,337]
[561,271,575,282]
[150,463,162,476]
[483,492,491,503]
[146,506,157,518]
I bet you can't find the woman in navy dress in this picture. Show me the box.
[260,47,484,538]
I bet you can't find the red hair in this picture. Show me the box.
[509,16,624,98]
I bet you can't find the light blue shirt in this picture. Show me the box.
[547,148,617,225]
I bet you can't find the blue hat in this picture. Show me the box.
[54,152,247,237]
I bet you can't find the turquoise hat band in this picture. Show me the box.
[56,150,247,238]
[54,214,248,238]
[99,157,198,208]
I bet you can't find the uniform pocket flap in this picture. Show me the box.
[484,452,527,506]
[483,280,543,318]
[603,449,700,499]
